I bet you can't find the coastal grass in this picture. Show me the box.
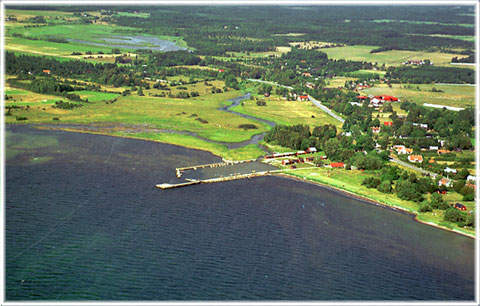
[361,83,475,108]
[5,89,270,143]
[321,45,469,67]
[229,95,343,127]
[109,131,265,161]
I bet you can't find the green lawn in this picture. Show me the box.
[362,83,475,108]
[322,45,470,67]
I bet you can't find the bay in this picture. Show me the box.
[5,125,474,301]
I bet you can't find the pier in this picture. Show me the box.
[157,171,281,190]
[175,159,257,178]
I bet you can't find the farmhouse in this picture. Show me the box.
[429,146,439,151]
[438,177,452,188]
[298,95,309,101]
[437,149,451,155]
[453,203,467,211]
[369,98,383,108]
[403,59,429,65]
[443,167,457,174]
[467,175,476,182]
[302,72,312,77]
[375,95,399,102]
[384,121,393,126]
[349,102,363,106]
[412,123,428,129]
[330,162,345,168]
[42,69,51,74]
[371,127,381,134]
[408,155,423,163]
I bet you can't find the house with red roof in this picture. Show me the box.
[375,95,399,102]
[298,95,309,101]
[330,162,345,168]
[408,155,423,163]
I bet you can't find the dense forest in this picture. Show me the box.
[11,5,474,55]
[385,65,475,84]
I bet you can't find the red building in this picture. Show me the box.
[375,95,399,102]
[384,121,393,126]
[330,162,345,168]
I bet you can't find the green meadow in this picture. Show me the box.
[361,83,475,108]
[70,91,120,102]
[370,19,474,28]
[321,45,469,67]
[5,88,270,144]
[230,96,343,127]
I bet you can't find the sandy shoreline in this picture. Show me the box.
[15,124,477,239]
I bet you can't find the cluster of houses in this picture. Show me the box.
[351,95,400,110]
[392,145,456,165]
[402,59,432,66]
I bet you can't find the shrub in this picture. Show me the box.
[377,180,393,193]
[362,177,381,189]
[418,201,433,212]
[238,124,257,130]
[444,207,466,223]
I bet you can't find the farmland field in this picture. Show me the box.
[229,96,343,127]
[321,45,469,67]
[361,83,475,108]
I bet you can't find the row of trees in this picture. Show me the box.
[385,65,475,84]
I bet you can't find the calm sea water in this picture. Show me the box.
[5,126,475,301]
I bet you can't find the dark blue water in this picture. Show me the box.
[5,126,475,301]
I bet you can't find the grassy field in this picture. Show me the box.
[321,45,469,67]
[5,85,75,106]
[6,9,75,20]
[110,131,265,161]
[70,91,120,102]
[5,88,270,143]
[282,167,475,236]
[370,19,474,28]
[115,11,150,18]
[361,83,475,108]
[5,13,188,58]
[229,95,343,127]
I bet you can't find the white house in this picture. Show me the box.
[467,175,476,182]
[444,167,457,174]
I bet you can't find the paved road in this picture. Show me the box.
[246,78,293,90]
[246,79,344,124]
[307,95,345,124]
[389,156,437,178]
